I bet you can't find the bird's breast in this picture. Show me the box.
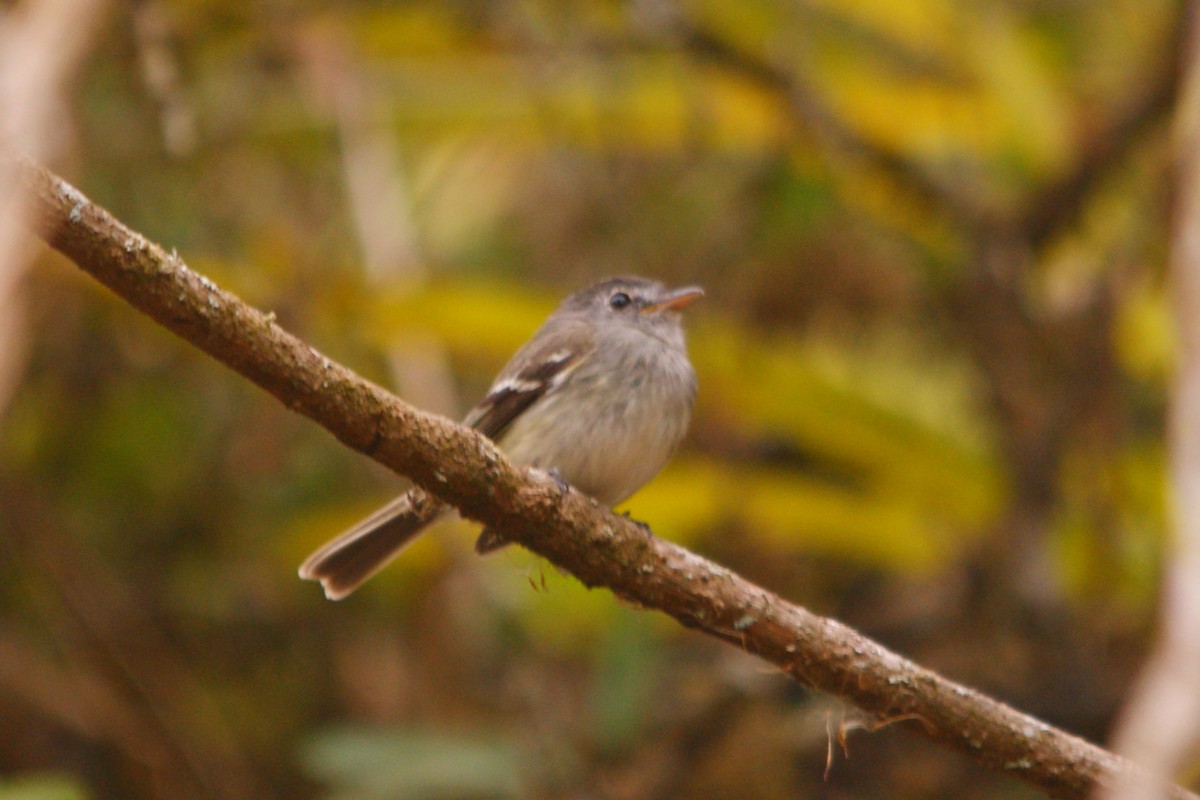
[496,339,695,506]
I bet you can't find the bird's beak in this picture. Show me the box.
[641,285,704,315]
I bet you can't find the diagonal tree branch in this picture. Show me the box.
[9,154,1196,800]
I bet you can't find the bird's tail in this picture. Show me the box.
[299,489,445,600]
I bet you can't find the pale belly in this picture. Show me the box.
[496,346,694,506]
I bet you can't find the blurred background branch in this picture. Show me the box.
[298,27,459,419]
[1100,6,1200,800]
[0,0,108,416]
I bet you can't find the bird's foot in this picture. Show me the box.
[547,467,571,496]
[475,527,509,554]
[620,510,651,532]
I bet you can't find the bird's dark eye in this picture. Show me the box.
[609,292,632,310]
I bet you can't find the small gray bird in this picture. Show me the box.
[299,276,702,600]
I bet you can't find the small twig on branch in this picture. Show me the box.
[10,155,1197,800]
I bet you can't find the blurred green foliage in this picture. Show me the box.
[0,0,1185,798]
[301,727,522,799]
[0,776,90,800]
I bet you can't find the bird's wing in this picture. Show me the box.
[462,332,593,441]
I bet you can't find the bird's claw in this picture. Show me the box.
[547,467,570,496]
[620,509,651,531]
